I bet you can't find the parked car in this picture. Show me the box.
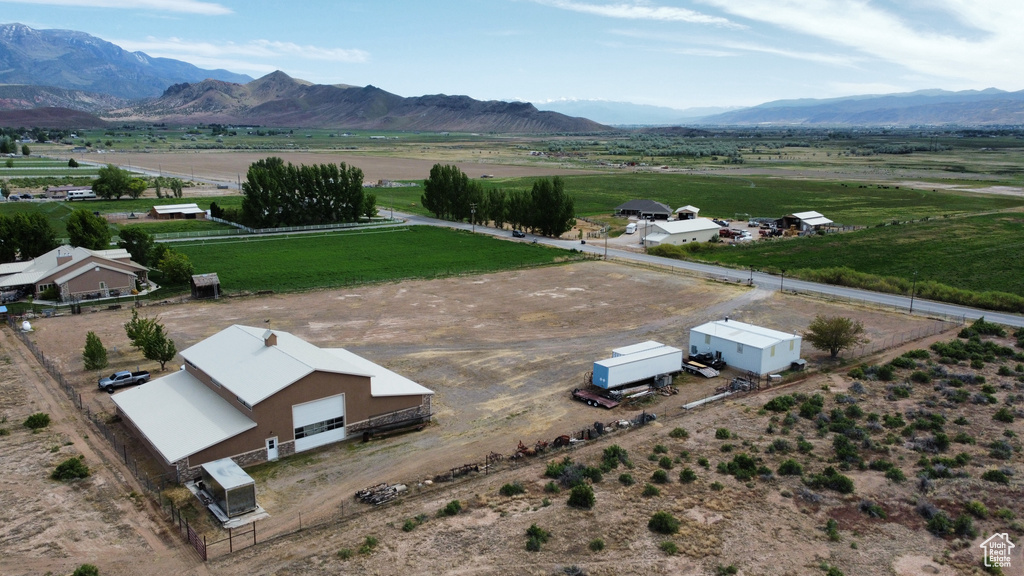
[512,230,526,238]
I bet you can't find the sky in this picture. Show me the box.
[2,0,1022,110]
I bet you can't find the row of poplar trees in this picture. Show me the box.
[240,157,373,228]
[420,164,576,237]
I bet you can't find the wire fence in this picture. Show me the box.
[838,318,961,359]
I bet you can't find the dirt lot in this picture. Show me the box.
[58,151,603,187]
[6,260,1002,575]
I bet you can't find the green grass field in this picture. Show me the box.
[684,213,1024,296]
[382,173,1024,225]
[171,226,578,293]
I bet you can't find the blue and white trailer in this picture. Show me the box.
[592,346,683,389]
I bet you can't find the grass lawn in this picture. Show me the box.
[687,213,1024,296]
[171,226,579,293]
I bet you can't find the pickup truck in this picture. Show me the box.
[98,370,150,393]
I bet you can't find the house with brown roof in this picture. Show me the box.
[112,325,434,480]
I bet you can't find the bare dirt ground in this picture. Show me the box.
[62,151,604,186]
[8,260,1005,576]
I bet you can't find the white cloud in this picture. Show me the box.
[3,0,232,15]
[700,0,1024,87]
[531,0,741,27]
[115,36,369,70]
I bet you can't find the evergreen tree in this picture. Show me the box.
[83,331,109,371]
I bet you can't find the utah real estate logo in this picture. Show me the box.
[980,533,1015,569]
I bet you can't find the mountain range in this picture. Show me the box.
[1,22,1023,130]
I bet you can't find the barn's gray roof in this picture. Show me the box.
[615,199,672,214]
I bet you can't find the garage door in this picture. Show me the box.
[292,394,346,452]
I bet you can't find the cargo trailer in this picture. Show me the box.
[592,346,682,389]
[611,340,665,357]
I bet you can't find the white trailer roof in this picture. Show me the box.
[612,341,665,357]
[652,217,721,235]
[111,370,257,464]
[691,320,797,349]
[596,345,682,368]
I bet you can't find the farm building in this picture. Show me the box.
[778,211,833,233]
[675,205,700,220]
[688,319,802,376]
[149,203,207,220]
[190,273,221,299]
[0,246,148,301]
[643,218,721,247]
[615,199,673,220]
[112,325,434,481]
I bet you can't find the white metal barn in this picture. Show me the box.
[688,319,802,375]
[643,218,721,247]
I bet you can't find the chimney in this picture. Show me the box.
[262,329,277,347]
[56,249,72,266]
[724,316,729,322]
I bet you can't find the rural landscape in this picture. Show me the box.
[2,8,1024,576]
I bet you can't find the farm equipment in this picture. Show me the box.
[355,483,407,505]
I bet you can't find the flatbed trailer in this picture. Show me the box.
[682,360,720,378]
[572,388,621,409]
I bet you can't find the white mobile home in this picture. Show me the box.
[688,319,802,376]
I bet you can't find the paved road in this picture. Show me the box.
[396,211,1024,328]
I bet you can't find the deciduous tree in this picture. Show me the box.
[158,250,194,285]
[117,226,155,266]
[804,315,868,358]
[66,209,111,250]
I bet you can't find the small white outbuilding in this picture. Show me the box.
[688,319,802,376]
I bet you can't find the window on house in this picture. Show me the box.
[771,345,776,357]
[294,416,345,439]
[705,334,711,345]
[790,340,795,350]
[691,345,697,354]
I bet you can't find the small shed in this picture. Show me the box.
[689,318,802,376]
[778,211,833,233]
[200,458,257,518]
[675,205,700,220]
[190,273,220,299]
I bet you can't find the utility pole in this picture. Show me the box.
[470,203,477,233]
[780,269,786,293]
[604,226,608,260]
[909,270,918,314]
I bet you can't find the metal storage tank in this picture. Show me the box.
[200,458,256,518]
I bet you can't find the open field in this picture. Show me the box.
[678,212,1024,297]
[8,260,1022,575]
[174,226,583,294]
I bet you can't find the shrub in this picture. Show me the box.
[602,445,631,469]
[337,549,353,560]
[859,501,887,519]
[982,469,1010,484]
[721,453,760,481]
[567,484,595,509]
[659,540,679,555]
[777,459,803,476]
[588,538,605,552]
[499,482,526,497]
[618,473,635,486]
[825,518,841,541]
[437,500,462,517]
[715,565,739,576]
[698,457,710,468]
[642,484,660,497]
[710,481,724,491]
[884,468,906,483]
[526,523,550,544]
[546,457,570,478]
[877,365,895,381]
[651,469,669,484]
[544,481,561,493]
[965,500,989,519]
[805,467,854,494]
[648,511,680,534]
[658,456,673,470]
[358,535,379,555]
[848,367,865,379]
[910,371,931,383]
[715,428,732,440]
[679,468,697,483]
[799,394,825,419]
[653,444,668,454]
[23,412,50,430]
[669,427,689,439]
[954,514,978,538]
[51,456,90,481]
[764,395,796,412]
[72,566,100,576]
[993,407,1015,423]
[926,512,953,536]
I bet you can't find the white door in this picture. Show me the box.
[265,437,278,461]
[292,394,346,452]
